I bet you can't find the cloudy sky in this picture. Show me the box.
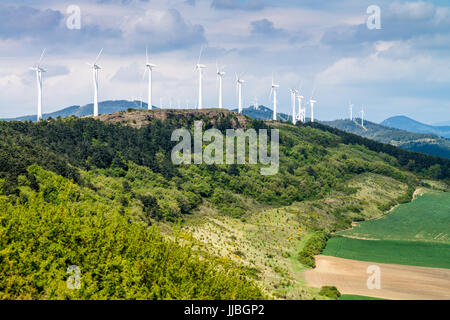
[0,0,449,123]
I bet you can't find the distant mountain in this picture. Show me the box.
[381,116,450,139]
[323,119,450,159]
[433,121,450,126]
[0,100,151,121]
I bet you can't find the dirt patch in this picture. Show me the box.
[303,255,450,300]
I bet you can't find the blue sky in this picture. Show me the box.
[0,0,449,123]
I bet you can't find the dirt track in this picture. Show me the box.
[303,255,450,300]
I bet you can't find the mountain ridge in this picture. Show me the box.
[382,116,450,139]
[323,118,450,159]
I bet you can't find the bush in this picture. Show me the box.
[319,286,341,300]
[298,231,330,268]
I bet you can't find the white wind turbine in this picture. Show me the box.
[143,47,156,110]
[216,63,225,109]
[236,73,245,114]
[309,87,317,123]
[87,48,103,117]
[30,49,46,121]
[195,47,206,110]
[349,101,354,121]
[253,96,259,110]
[361,107,365,127]
[297,92,305,123]
[290,88,298,125]
[270,75,279,121]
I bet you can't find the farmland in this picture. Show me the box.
[322,191,450,269]
[322,237,450,268]
[339,191,450,243]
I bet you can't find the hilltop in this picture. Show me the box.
[0,109,449,299]
[323,119,450,159]
[0,100,291,122]
[382,116,450,139]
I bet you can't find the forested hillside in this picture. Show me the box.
[0,109,448,299]
[323,119,450,159]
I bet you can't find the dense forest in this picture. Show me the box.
[0,109,449,299]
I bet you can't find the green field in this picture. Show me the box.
[323,191,450,269]
[339,191,450,243]
[323,237,450,268]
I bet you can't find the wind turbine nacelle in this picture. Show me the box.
[146,63,157,68]
[196,64,207,69]
[93,64,102,70]
[272,84,279,89]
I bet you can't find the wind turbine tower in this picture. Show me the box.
[144,47,156,110]
[349,102,354,121]
[31,49,46,121]
[271,76,279,121]
[236,74,245,114]
[290,89,297,125]
[361,107,365,127]
[297,93,304,123]
[195,47,206,110]
[87,48,103,117]
[253,96,259,110]
[217,64,225,109]
[309,88,317,123]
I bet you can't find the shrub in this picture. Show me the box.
[319,286,341,300]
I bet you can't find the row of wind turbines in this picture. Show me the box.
[31,47,323,124]
[349,102,366,128]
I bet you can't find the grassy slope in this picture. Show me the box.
[323,191,450,269]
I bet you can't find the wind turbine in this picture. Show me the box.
[143,47,156,110]
[87,48,103,117]
[349,101,354,121]
[30,49,46,121]
[297,93,304,123]
[361,107,365,127]
[195,47,206,110]
[290,88,298,125]
[236,73,245,114]
[217,63,225,109]
[309,87,317,123]
[270,75,279,121]
[253,96,259,110]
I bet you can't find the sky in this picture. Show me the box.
[0,0,449,123]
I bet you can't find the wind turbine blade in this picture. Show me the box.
[94,48,103,64]
[310,86,316,100]
[38,48,46,65]
[142,68,148,81]
[146,46,149,64]
[197,46,204,65]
